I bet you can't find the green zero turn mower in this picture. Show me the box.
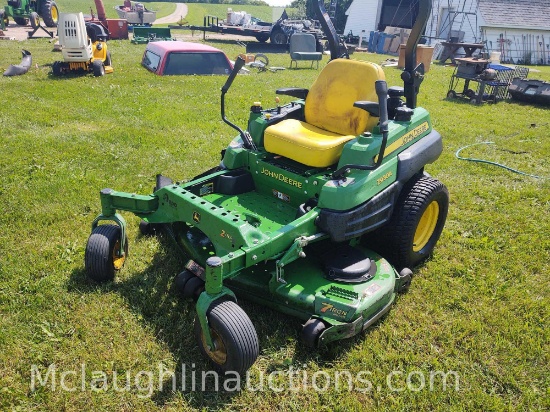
[1,0,58,29]
[85,0,448,375]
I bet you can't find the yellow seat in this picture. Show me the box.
[264,59,385,168]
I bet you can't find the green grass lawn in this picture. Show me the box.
[0,27,549,411]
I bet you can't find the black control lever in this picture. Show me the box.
[220,57,257,150]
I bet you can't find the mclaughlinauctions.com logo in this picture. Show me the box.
[30,363,460,397]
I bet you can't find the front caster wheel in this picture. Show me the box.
[174,270,194,294]
[85,224,128,282]
[194,300,259,375]
[302,318,326,348]
[174,270,204,300]
[139,220,158,236]
[396,268,413,294]
[183,276,204,301]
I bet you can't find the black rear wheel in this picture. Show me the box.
[194,300,259,375]
[365,174,449,269]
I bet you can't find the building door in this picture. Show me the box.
[438,7,455,40]
[378,0,419,31]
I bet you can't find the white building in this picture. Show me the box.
[343,0,550,64]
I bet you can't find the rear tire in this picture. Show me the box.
[194,300,259,375]
[41,0,58,27]
[366,174,449,270]
[85,224,128,282]
[92,59,105,77]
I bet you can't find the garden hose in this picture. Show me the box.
[455,141,547,179]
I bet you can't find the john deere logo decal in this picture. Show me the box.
[192,211,201,223]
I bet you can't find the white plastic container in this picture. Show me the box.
[489,51,501,63]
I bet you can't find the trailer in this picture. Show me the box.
[171,14,323,45]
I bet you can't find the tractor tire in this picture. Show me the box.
[366,174,449,270]
[194,300,259,375]
[270,27,287,45]
[14,17,29,26]
[92,59,105,77]
[30,11,39,29]
[302,318,326,348]
[85,224,128,282]
[40,0,58,27]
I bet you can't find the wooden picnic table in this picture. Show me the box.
[439,42,485,64]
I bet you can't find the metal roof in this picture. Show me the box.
[478,0,550,29]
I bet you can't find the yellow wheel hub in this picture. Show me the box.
[413,201,439,252]
[112,239,126,270]
[201,328,227,365]
[51,6,58,22]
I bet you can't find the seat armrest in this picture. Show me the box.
[276,88,309,100]
[354,101,379,117]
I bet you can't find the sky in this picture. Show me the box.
[263,0,292,7]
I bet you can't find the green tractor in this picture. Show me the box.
[1,0,59,29]
[84,0,448,374]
